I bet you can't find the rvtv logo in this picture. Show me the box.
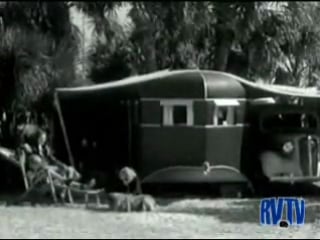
[260,197,305,227]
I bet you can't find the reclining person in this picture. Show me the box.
[16,123,96,191]
[18,143,92,188]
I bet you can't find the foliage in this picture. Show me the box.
[79,1,320,88]
[0,27,89,112]
[72,1,125,39]
[73,1,134,82]
[0,1,91,114]
[2,0,320,111]
[0,1,94,150]
[0,2,77,43]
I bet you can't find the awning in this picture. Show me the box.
[250,97,276,105]
[212,99,240,107]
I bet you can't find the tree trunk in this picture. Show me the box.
[144,33,157,73]
[214,24,234,72]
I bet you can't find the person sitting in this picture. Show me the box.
[17,127,96,192]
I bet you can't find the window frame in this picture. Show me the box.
[211,99,241,127]
[160,99,194,126]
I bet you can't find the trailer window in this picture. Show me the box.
[212,99,240,126]
[173,106,187,124]
[214,106,237,126]
[160,100,194,126]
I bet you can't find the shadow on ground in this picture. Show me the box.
[2,182,320,225]
[85,204,111,212]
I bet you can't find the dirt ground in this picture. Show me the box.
[1,197,320,239]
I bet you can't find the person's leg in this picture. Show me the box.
[46,163,96,191]
[68,178,96,190]
[47,166,68,182]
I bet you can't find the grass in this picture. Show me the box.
[1,196,320,239]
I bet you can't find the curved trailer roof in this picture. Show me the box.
[56,69,245,100]
[54,69,320,168]
[55,69,320,100]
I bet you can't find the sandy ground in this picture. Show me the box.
[1,197,320,239]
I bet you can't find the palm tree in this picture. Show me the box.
[0,2,93,148]
[72,1,125,38]
[0,2,76,41]
[72,1,135,82]
[0,1,87,105]
[74,1,320,87]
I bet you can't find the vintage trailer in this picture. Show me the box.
[54,69,320,194]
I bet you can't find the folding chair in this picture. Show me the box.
[0,145,104,205]
[0,146,72,204]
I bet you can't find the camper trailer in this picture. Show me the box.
[54,70,320,194]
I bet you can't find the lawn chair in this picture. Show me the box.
[42,153,105,206]
[0,145,29,189]
[0,145,104,205]
[0,145,68,203]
